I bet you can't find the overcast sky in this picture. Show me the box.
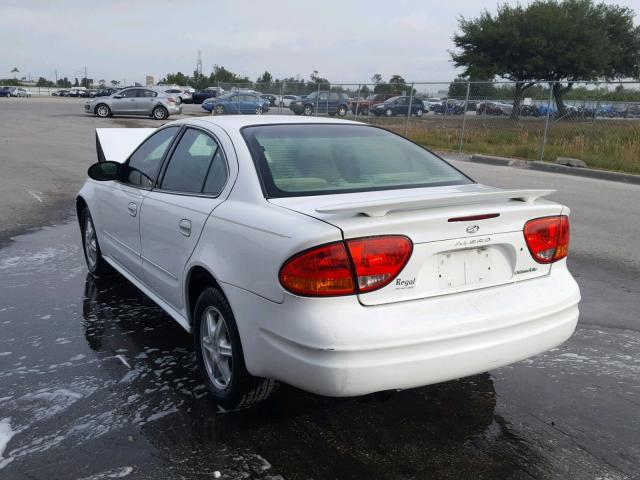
[1,0,638,85]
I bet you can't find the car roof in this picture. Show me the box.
[184,114,362,132]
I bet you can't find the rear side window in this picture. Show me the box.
[160,128,228,195]
[140,90,157,97]
[242,124,471,197]
[126,127,180,188]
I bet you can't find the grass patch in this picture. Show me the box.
[370,116,640,174]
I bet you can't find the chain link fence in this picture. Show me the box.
[7,79,639,173]
[210,79,640,173]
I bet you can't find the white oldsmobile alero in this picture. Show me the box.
[77,115,580,409]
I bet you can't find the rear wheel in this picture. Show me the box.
[194,287,277,410]
[95,104,111,118]
[337,105,347,117]
[416,108,424,117]
[215,104,225,115]
[152,106,168,120]
[81,208,112,276]
[385,108,393,117]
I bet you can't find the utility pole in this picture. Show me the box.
[197,50,202,76]
[55,69,58,84]
[84,65,88,88]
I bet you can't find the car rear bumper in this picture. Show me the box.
[223,264,580,397]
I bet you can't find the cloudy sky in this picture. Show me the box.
[1,0,637,85]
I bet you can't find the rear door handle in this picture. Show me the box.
[127,202,137,217]
[178,219,191,237]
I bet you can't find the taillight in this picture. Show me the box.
[167,96,177,103]
[346,236,412,292]
[523,216,570,263]
[279,236,412,296]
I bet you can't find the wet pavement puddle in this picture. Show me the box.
[0,222,638,479]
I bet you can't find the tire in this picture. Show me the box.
[152,106,168,120]
[303,105,313,116]
[361,107,369,116]
[337,105,347,117]
[416,108,424,117]
[255,106,263,115]
[194,287,277,410]
[385,108,393,117]
[95,104,111,118]
[215,104,225,115]
[80,208,112,276]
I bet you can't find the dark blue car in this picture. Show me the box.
[371,96,425,117]
[289,91,350,116]
[201,93,269,114]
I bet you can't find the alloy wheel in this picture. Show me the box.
[83,217,98,269]
[200,306,233,390]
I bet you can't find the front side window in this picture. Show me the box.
[242,124,471,197]
[125,127,179,188]
[120,89,137,98]
[160,128,228,195]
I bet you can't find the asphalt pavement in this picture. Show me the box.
[0,98,639,479]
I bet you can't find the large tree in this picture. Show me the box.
[451,0,640,118]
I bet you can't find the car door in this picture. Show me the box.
[317,92,329,113]
[137,89,157,114]
[394,96,409,116]
[96,127,180,280]
[140,127,230,311]
[111,88,139,114]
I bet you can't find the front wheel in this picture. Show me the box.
[215,104,225,115]
[95,104,111,118]
[255,106,263,115]
[415,108,424,117]
[194,287,277,410]
[385,108,393,117]
[152,106,168,120]
[303,105,313,116]
[81,208,112,276]
[337,105,347,117]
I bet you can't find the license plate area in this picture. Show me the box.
[438,247,493,289]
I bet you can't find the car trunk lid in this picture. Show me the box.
[269,184,564,305]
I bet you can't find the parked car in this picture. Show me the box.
[0,87,10,97]
[289,91,350,116]
[156,86,193,104]
[5,87,30,97]
[476,102,513,116]
[77,115,580,409]
[371,96,425,117]
[278,95,299,107]
[260,94,278,106]
[201,92,267,114]
[52,89,70,96]
[84,87,182,120]
[68,87,88,97]
[192,87,224,104]
[94,88,119,97]
[352,93,399,115]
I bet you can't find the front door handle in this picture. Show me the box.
[127,202,137,217]
[178,219,191,237]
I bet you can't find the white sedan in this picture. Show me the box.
[77,115,580,409]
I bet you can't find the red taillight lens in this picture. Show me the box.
[279,236,412,296]
[279,242,354,296]
[345,236,412,293]
[523,216,570,263]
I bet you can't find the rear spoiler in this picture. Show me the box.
[315,189,555,217]
[95,128,156,163]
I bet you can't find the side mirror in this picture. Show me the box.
[113,94,122,99]
[88,161,120,181]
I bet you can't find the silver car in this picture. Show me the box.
[84,87,182,120]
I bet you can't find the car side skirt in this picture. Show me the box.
[103,255,191,333]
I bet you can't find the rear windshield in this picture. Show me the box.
[242,124,472,197]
